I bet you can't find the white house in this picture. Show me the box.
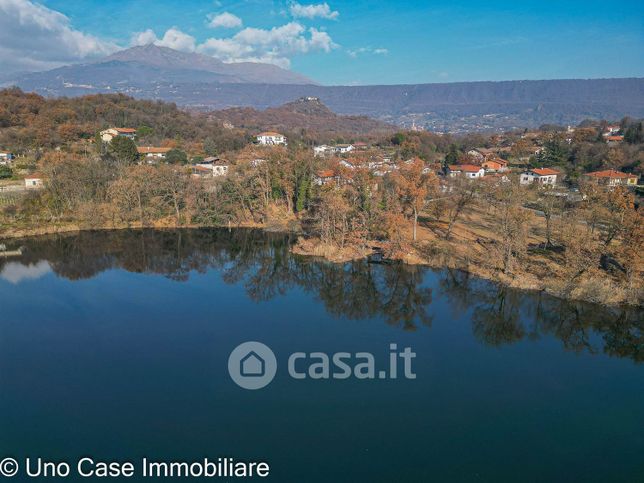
[313,145,331,157]
[447,164,485,179]
[24,174,44,189]
[137,146,171,159]
[520,168,559,186]
[335,144,354,154]
[100,128,137,142]
[256,132,287,146]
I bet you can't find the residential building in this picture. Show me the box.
[137,146,171,160]
[520,168,559,186]
[482,158,508,172]
[313,170,338,186]
[448,164,486,179]
[0,152,14,166]
[256,132,287,146]
[584,169,638,187]
[100,128,137,142]
[24,174,44,189]
[193,158,229,177]
[605,135,624,145]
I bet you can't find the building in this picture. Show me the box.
[137,147,171,159]
[256,132,287,146]
[584,169,638,187]
[100,128,137,142]
[447,164,486,179]
[192,158,229,177]
[336,144,355,154]
[482,158,508,172]
[24,174,44,189]
[353,142,368,150]
[313,170,338,186]
[520,168,559,186]
[0,152,14,166]
[602,125,621,136]
[605,135,624,145]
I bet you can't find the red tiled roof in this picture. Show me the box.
[606,135,624,141]
[115,128,136,133]
[532,168,559,176]
[586,169,637,179]
[451,164,482,173]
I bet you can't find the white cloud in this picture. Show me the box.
[0,0,118,74]
[0,261,51,284]
[289,2,339,20]
[347,47,388,58]
[131,27,196,53]
[208,12,242,29]
[198,22,337,68]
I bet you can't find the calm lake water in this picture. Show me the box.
[0,229,642,482]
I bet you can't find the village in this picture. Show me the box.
[1,120,640,196]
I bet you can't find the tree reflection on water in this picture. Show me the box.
[2,228,641,362]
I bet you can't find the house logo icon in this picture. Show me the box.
[240,351,265,377]
[228,342,277,390]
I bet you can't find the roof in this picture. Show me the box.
[257,132,284,137]
[24,173,44,179]
[586,169,637,179]
[531,168,559,176]
[450,164,482,173]
[137,146,172,154]
[115,128,136,133]
[606,135,624,141]
[483,158,507,166]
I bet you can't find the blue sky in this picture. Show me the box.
[2,0,643,84]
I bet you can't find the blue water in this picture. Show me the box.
[0,229,642,482]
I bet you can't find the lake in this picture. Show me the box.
[0,229,642,482]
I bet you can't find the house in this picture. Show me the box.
[605,135,624,145]
[603,125,621,136]
[24,173,44,189]
[482,158,508,172]
[137,147,171,159]
[353,142,368,150]
[313,145,331,157]
[100,128,137,142]
[447,164,485,179]
[313,169,338,186]
[520,168,559,186]
[193,159,229,177]
[467,148,497,161]
[584,169,638,187]
[0,152,14,165]
[335,144,354,154]
[256,132,287,146]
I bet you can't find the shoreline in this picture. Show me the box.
[2,222,641,309]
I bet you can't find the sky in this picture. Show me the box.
[1,0,643,85]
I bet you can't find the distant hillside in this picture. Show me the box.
[210,97,394,140]
[3,45,643,132]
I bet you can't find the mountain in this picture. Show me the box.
[4,45,644,131]
[5,44,315,90]
[210,97,394,139]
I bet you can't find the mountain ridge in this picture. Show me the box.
[4,45,643,131]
